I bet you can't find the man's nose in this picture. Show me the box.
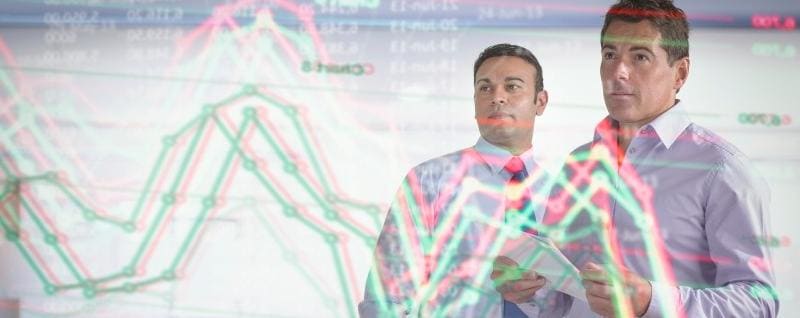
[612,59,630,80]
[491,88,507,105]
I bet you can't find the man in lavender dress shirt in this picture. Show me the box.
[359,44,553,317]
[495,0,779,317]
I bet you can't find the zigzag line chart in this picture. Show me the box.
[0,1,388,316]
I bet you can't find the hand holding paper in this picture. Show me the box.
[499,232,587,301]
[491,256,547,304]
[581,262,652,317]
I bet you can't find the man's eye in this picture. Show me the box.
[635,54,649,62]
[507,84,520,91]
[603,52,615,60]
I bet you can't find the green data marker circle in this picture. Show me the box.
[283,163,297,173]
[363,237,377,247]
[202,197,215,208]
[162,270,176,280]
[44,234,58,245]
[325,194,338,203]
[162,193,176,205]
[123,267,135,277]
[283,206,297,217]
[44,284,56,295]
[123,223,136,233]
[243,159,257,171]
[284,107,298,116]
[203,104,216,115]
[325,234,338,243]
[46,172,59,181]
[83,287,96,299]
[5,231,19,242]
[243,107,256,118]
[124,283,136,293]
[242,84,256,94]
[83,209,97,220]
[162,136,176,146]
[325,210,339,220]
[738,113,748,124]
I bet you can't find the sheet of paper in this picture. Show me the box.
[499,233,587,301]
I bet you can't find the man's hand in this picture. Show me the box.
[581,262,652,317]
[491,256,547,304]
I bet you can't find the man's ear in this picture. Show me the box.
[673,57,690,91]
[535,89,548,116]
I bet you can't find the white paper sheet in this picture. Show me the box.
[499,233,587,301]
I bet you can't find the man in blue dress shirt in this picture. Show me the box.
[358,44,554,317]
[494,0,779,317]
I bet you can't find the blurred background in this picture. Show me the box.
[0,0,797,317]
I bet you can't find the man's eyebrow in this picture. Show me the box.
[475,78,491,85]
[630,46,655,55]
[601,42,656,55]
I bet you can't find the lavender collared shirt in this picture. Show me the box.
[544,102,778,317]
[358,137,556,317]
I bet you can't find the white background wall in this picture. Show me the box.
[0,1,797,317]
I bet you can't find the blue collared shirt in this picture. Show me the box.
[545,102,778,317]
[359,137,553,317]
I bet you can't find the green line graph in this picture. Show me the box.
[1,85,384,317]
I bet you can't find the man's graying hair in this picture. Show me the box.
[473,43,544,94]
[601,0,690,65]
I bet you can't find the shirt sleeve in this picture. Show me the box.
[642,155,779,317]
[358,171,433,317]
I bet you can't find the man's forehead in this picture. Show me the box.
[601,33,687,53]
[601,34,660,47]
[602,20,662,46]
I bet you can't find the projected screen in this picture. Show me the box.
[0,0,797,317]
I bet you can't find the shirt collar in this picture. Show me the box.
[593,100,692,150]
[474,137,538,175]
[646,101,692,149]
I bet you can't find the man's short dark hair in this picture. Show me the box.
[601,0,689,65]
[473,43,544,94]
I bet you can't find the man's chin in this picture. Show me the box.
[607,106,639,123]
[480,128,516,143]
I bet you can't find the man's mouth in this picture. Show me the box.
[477,113,517,126]
[609,92,635,99]
[488,112,513,119]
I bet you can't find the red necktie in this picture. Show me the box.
[502,157,535,317]
[504,156,536,235]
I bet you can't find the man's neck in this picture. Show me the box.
[505,143,532,156]
[483,135,533,156]
[617,123,641,154]
[615,99,679,154]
